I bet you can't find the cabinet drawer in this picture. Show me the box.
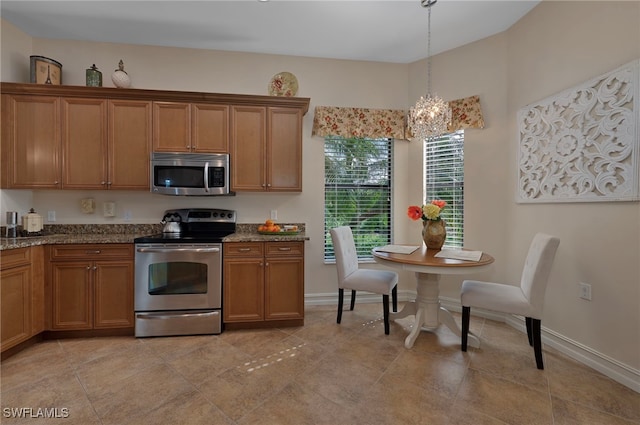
[265,242,304,257]
[224,242,264,258]
[49,244,133,260]
[0,247,31,270]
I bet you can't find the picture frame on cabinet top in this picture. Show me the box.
[30,55,62,85]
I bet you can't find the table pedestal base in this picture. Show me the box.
[390,271,480,349]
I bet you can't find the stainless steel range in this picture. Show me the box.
[134,208,236,337]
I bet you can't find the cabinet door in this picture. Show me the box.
[1,265,31,350]
[223,258,264,322]
[1,94,61,189]
[62,97,108,189]
[109,100,152,189]
[51,262,93,330]
[153,102,191,152]
[265,256,304,320]
[268,107,303,191]
[230,106,266,191]
[94,260,134,328]
[192,103,229,153]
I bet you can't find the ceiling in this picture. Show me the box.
[1,0,540,64]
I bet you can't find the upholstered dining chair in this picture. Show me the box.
[460,233,560,369]
[330,226,398,335]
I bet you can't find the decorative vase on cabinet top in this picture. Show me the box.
[111,59,131,88]
[422,219,446,250]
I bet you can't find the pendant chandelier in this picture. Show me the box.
[408,0,451,140]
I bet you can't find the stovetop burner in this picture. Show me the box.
[134,208,236,244]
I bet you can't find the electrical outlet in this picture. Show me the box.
[579,282,592,301]
[270,210,277,220]
[123,210,132,221]
[47,211,56,222]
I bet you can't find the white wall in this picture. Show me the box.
[406,1,640,374]
[504,0,640,371]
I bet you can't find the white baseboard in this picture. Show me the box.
[304,292,639,393]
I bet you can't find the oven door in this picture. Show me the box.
[135,243,221,311]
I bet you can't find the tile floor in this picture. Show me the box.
[1,303,639,425]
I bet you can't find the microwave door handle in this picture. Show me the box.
[203,162,210,193]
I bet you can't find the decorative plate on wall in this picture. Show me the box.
[269,72,298,97]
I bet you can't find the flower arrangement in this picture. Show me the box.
[407,199,447,222]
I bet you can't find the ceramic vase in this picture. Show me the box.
[111,59,131,88]
[422,219,446,250]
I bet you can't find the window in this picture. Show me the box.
[324,137,393,262]
[424,130,464,248]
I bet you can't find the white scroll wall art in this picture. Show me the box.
[517,59,639,203]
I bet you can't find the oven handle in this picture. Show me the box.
[204,162,210,193]
[136,247,220,253]
[136,311,218,319]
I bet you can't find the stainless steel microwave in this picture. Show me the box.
[151,152,232,196]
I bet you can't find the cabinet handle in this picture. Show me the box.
[238,248,251,252]
[85,250,101,254]
[92,266,97,270]
[278,247,292,251]
[107,181,112,186]
[86,266,91,270]
[265,262,269,267]
[267,183,271,187]
[101,181,106,185]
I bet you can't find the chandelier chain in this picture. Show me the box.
[408,0,452,141]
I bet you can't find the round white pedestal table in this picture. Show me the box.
[372,245,494,349]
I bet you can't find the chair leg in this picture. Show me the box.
[382,294,390,335]
[350,290,356,310]
[531,318,544,369]
[461,306,470,352]
[337,288,344,324]
[525,316,534,347]
[392,285,398,312]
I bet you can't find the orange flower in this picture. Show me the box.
[407,206,423,221]
[430,199,446,209]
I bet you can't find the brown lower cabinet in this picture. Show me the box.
[223,241,304,327]
[47,244,134,330]
[0,246,44,352]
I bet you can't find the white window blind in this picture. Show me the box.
[424,130,464,248]
[324,137,393,262]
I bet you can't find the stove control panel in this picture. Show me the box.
[165,208,236,224]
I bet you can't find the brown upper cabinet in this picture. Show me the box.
[231,106,303,192]
[0,83,309,191]
[153,102,229,153]
[62,98,152,190]
[1,94,61,189]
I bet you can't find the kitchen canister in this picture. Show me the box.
[111,59,131,88]
[22,208,43,234]
[86,64,102,87]
[6,211,18,238]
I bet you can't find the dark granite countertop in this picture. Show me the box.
[0,223,308,251]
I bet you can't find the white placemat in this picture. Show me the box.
[374,245,420,255]
[434,249,483,262]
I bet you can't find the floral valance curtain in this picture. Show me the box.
[312,107,408,139]
[448,95,485,131]
[312,95,484,141]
